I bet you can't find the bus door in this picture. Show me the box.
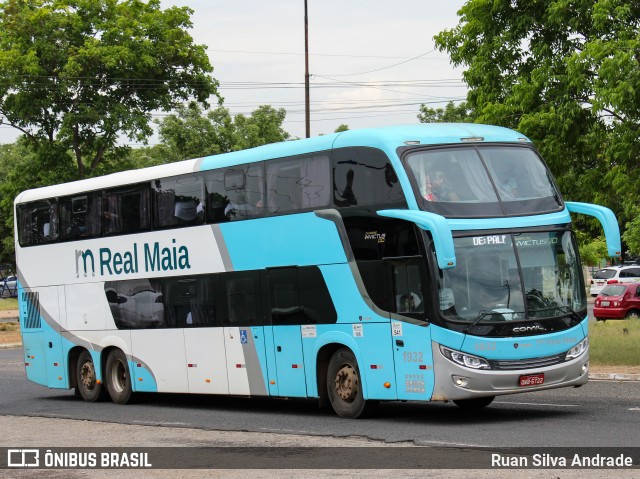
[223,271,269,396]
[387,257,435,401]
[163,277,229,395]
[267,267,307,398]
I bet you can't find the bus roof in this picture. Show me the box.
[16,123,531,204]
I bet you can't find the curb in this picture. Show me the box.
[0,343,22,350]
[588,373,640,382]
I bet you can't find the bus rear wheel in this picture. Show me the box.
[105,350,134,404]
[327,348,376,418]
[76,350,103,402]
[453,396,495,409]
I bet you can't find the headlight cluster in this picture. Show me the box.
[439,345,491,370]
[565,337,589,360]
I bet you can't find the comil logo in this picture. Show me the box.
[7,449,39,467]
[75,249,96,278]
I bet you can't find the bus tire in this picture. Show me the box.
[453,396,495,409]
[105,349,134,404]
[76,350,103,402]
[327,347,376,418]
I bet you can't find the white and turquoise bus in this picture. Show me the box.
[14,124,620,418]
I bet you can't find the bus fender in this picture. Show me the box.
[311,330,370,399]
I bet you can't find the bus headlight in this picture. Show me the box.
[565,337,589,361]
[439,345,491,370]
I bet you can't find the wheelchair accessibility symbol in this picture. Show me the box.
[240,329,248,344]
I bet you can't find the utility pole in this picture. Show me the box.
[304,0,310,138]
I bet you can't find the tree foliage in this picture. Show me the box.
[434,1,640,253]
[0,0,219,178]
[154,103,290,164]
[418,101,475,123]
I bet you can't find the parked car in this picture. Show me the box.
[593,283,640,321]
[589,265,640,296]
[0,276,17,298]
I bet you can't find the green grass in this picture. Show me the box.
[589,319,640,366]
[0,322,18,332]
[0,298,18,310]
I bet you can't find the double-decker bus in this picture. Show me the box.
[14,124,620,418]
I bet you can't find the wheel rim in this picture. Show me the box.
[80,360,96,391]
[110,359,127,394]
[334,363,358,403]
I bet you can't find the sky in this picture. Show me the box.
[172,0,469,139]
[0,0,469,144]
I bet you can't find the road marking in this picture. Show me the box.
[495,401,579,407]
[629,408,640,411]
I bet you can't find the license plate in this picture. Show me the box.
[519,373,544,387]
[601,301,610,307]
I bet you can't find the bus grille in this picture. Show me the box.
[489,353,566,371]
[21,292,41,329]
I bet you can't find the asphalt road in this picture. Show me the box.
[1,348,639,449]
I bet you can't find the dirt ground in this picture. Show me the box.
[0,309,18,319]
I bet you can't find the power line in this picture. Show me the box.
[210,48,448,61]
[316,49,438,77]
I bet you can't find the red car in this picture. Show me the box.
[594,283,640,320]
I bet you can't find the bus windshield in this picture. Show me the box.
[405,146,561,216]
[438,231,586,325]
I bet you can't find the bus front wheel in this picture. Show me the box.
[76,350,103,402]
[327,348,377,418]
[105,350,133,404]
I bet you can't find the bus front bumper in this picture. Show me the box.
[430,342,589,401]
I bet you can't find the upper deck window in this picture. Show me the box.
[404,145,561,217]
[333,147,405,208]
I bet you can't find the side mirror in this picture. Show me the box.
[377,209,456,269]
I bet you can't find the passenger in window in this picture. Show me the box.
[398,291,422,313]
[423,171,460,202]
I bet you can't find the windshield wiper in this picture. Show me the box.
[463,310,493,334]
[557,306,585,323]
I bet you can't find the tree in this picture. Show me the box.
[0,0,219,179]
[575,233,608,267]
[156,103,290,162]
[434,1,640,247]
[0,140,77,264]
[418,101,475,123]
[232,105,290,150]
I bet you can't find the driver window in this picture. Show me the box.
[391,259,428,321]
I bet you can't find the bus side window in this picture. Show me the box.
[224,271,263,326]
[153,175,205,229]
[268,267,306,325]
[106,278,165,329]
[205,164,265,223]
[332,147,405,209]
[163,277,218,328]
[103,184,151,235]
[298,266,337,325]
[266,154,330,214]
[59,192,102,240]
[19,200,58,245]
[391,259,428,320]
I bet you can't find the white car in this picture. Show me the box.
[589,266,640,296]
[0,276,17,298]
